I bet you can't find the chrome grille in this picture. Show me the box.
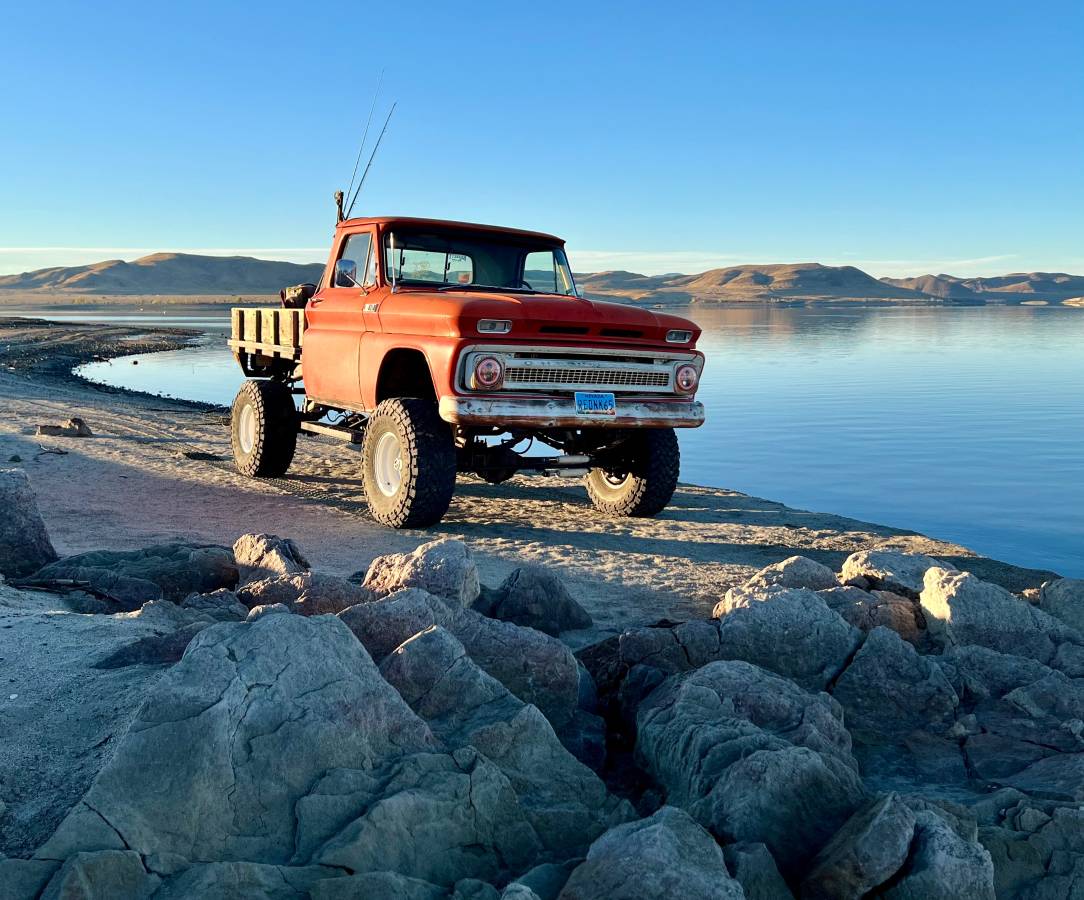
[505,366,670,387]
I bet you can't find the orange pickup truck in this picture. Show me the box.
[228,216,705,528]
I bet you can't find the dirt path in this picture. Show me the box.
[0,318,1057,643]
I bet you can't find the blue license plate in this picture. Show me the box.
[574,391,616,416]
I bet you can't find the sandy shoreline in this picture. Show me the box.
[0,315,1059,643]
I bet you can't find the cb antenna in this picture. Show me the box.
[342,69,384,217]
[345,102,396,220]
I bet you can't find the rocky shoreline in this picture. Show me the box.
[3,468,1084,898]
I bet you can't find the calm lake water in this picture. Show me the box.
[65,304,1084,577]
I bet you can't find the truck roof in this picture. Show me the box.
[338,216,563,245]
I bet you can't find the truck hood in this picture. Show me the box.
[382,287,701,347]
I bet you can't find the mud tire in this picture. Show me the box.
[586,428,680,517]
[362,398,456,528]
[230,379,298,477]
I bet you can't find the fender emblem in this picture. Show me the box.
[364,303,380,313]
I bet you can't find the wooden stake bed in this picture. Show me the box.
[228,308,305,361]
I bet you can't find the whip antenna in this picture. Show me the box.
[343,69,384,210]
[345,102,396,219]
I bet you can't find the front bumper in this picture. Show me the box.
[438,395,705,429]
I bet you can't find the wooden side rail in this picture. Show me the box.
[229,307,305,360]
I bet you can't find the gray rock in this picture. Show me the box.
[238,571,374,616]
[41,850,158,900]
[364,539,480,609]
[722,843,792,900]
[117,598,214,629]
[636,660,865,877]
[801,793,917,899]
[820,586,925,645]
[507,861,579,900]
[921,568,1084,673]
[339,588,457,663]
[557,806,745,900]
[0,859,59,900]
[301,749,541,888]
[480,566,593,636]
[309,872,445,900]
[36,417,93,437]
[831,627,958,742]
[501,885,542,900]
[978,800,1084,899]
[714,587,863,691]
[883,810,995,899]
[35,614,435,864]
[153,862,337,899]
[841,550,945,598]
[0,468,57,579]
[379,626,628,856]
[247,602,292,621]
[232,533,309,583]
[726,555,839,600]
[28,543,238,608]
[92,622,207,669]
[1040,579,1084,634]
[181,588,248,621]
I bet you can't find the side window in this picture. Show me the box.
[335,232,372,287]
[523,250,557,293]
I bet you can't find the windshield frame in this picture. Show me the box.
[381,228,579,297]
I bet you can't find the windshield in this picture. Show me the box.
[383,229,577,296]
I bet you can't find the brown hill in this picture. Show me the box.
[883,272,1084,302]
[0,253,325,295]
[579,263,927,304]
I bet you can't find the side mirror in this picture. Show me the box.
[334,258,358,287]
[575,284,588,298]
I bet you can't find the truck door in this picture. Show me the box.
[302,229,377,410]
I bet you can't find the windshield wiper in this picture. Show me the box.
[437,283,538,294]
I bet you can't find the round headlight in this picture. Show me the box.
[473,356,504,389]
[675,364,699,393]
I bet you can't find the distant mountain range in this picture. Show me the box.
[0,253,324,295]
[1,253,1082,305]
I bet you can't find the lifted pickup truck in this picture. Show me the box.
[228,216,705,528]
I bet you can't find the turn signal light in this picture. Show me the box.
[666,329,693,344]
[472,356,504,389]
[675,364,699,393]
[478,319,513,334]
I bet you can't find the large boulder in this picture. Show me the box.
[714,587,863,691]
[556,806,745,900]
[299,750,542,888]
[0,469,57,579]
[339,589,457,663]
[40,850,159,900]
[978,798,1084,899]
[820,586,925,645]
[921,568,1084,674]
[636,660,866,877]
[830,627,958,742]
[882,810,995,899]
[232,533,309,583]
[181,588,249,622]
[35,614,435,864]
[379,625,629,855]
[840,550,945,598]
[1039,579,1084,634]
[364,540,480,609]
[722,843,792,900]
[27,544,238,609]
[725,555,839,600]
[801,793,917,899]
[477,566,593,636]
[238,572,374,616]
[153,862,339,899]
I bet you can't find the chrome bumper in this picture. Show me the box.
[439,396,705,428]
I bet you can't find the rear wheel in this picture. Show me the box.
[230,380,298,477]
[586,428,680,517]
[362,398,457,528]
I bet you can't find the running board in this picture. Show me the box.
[299,421,365,444]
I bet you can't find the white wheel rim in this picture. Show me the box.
[603,471,630,488]
[238,403,257,454]
[373,431,404,497]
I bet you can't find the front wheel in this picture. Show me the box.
[362,398,457,528]
[585,428,680,517]
[231,380,298,477]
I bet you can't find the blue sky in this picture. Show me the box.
[2,1,1081,277]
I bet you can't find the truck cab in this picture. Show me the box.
[229,216,705,528]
